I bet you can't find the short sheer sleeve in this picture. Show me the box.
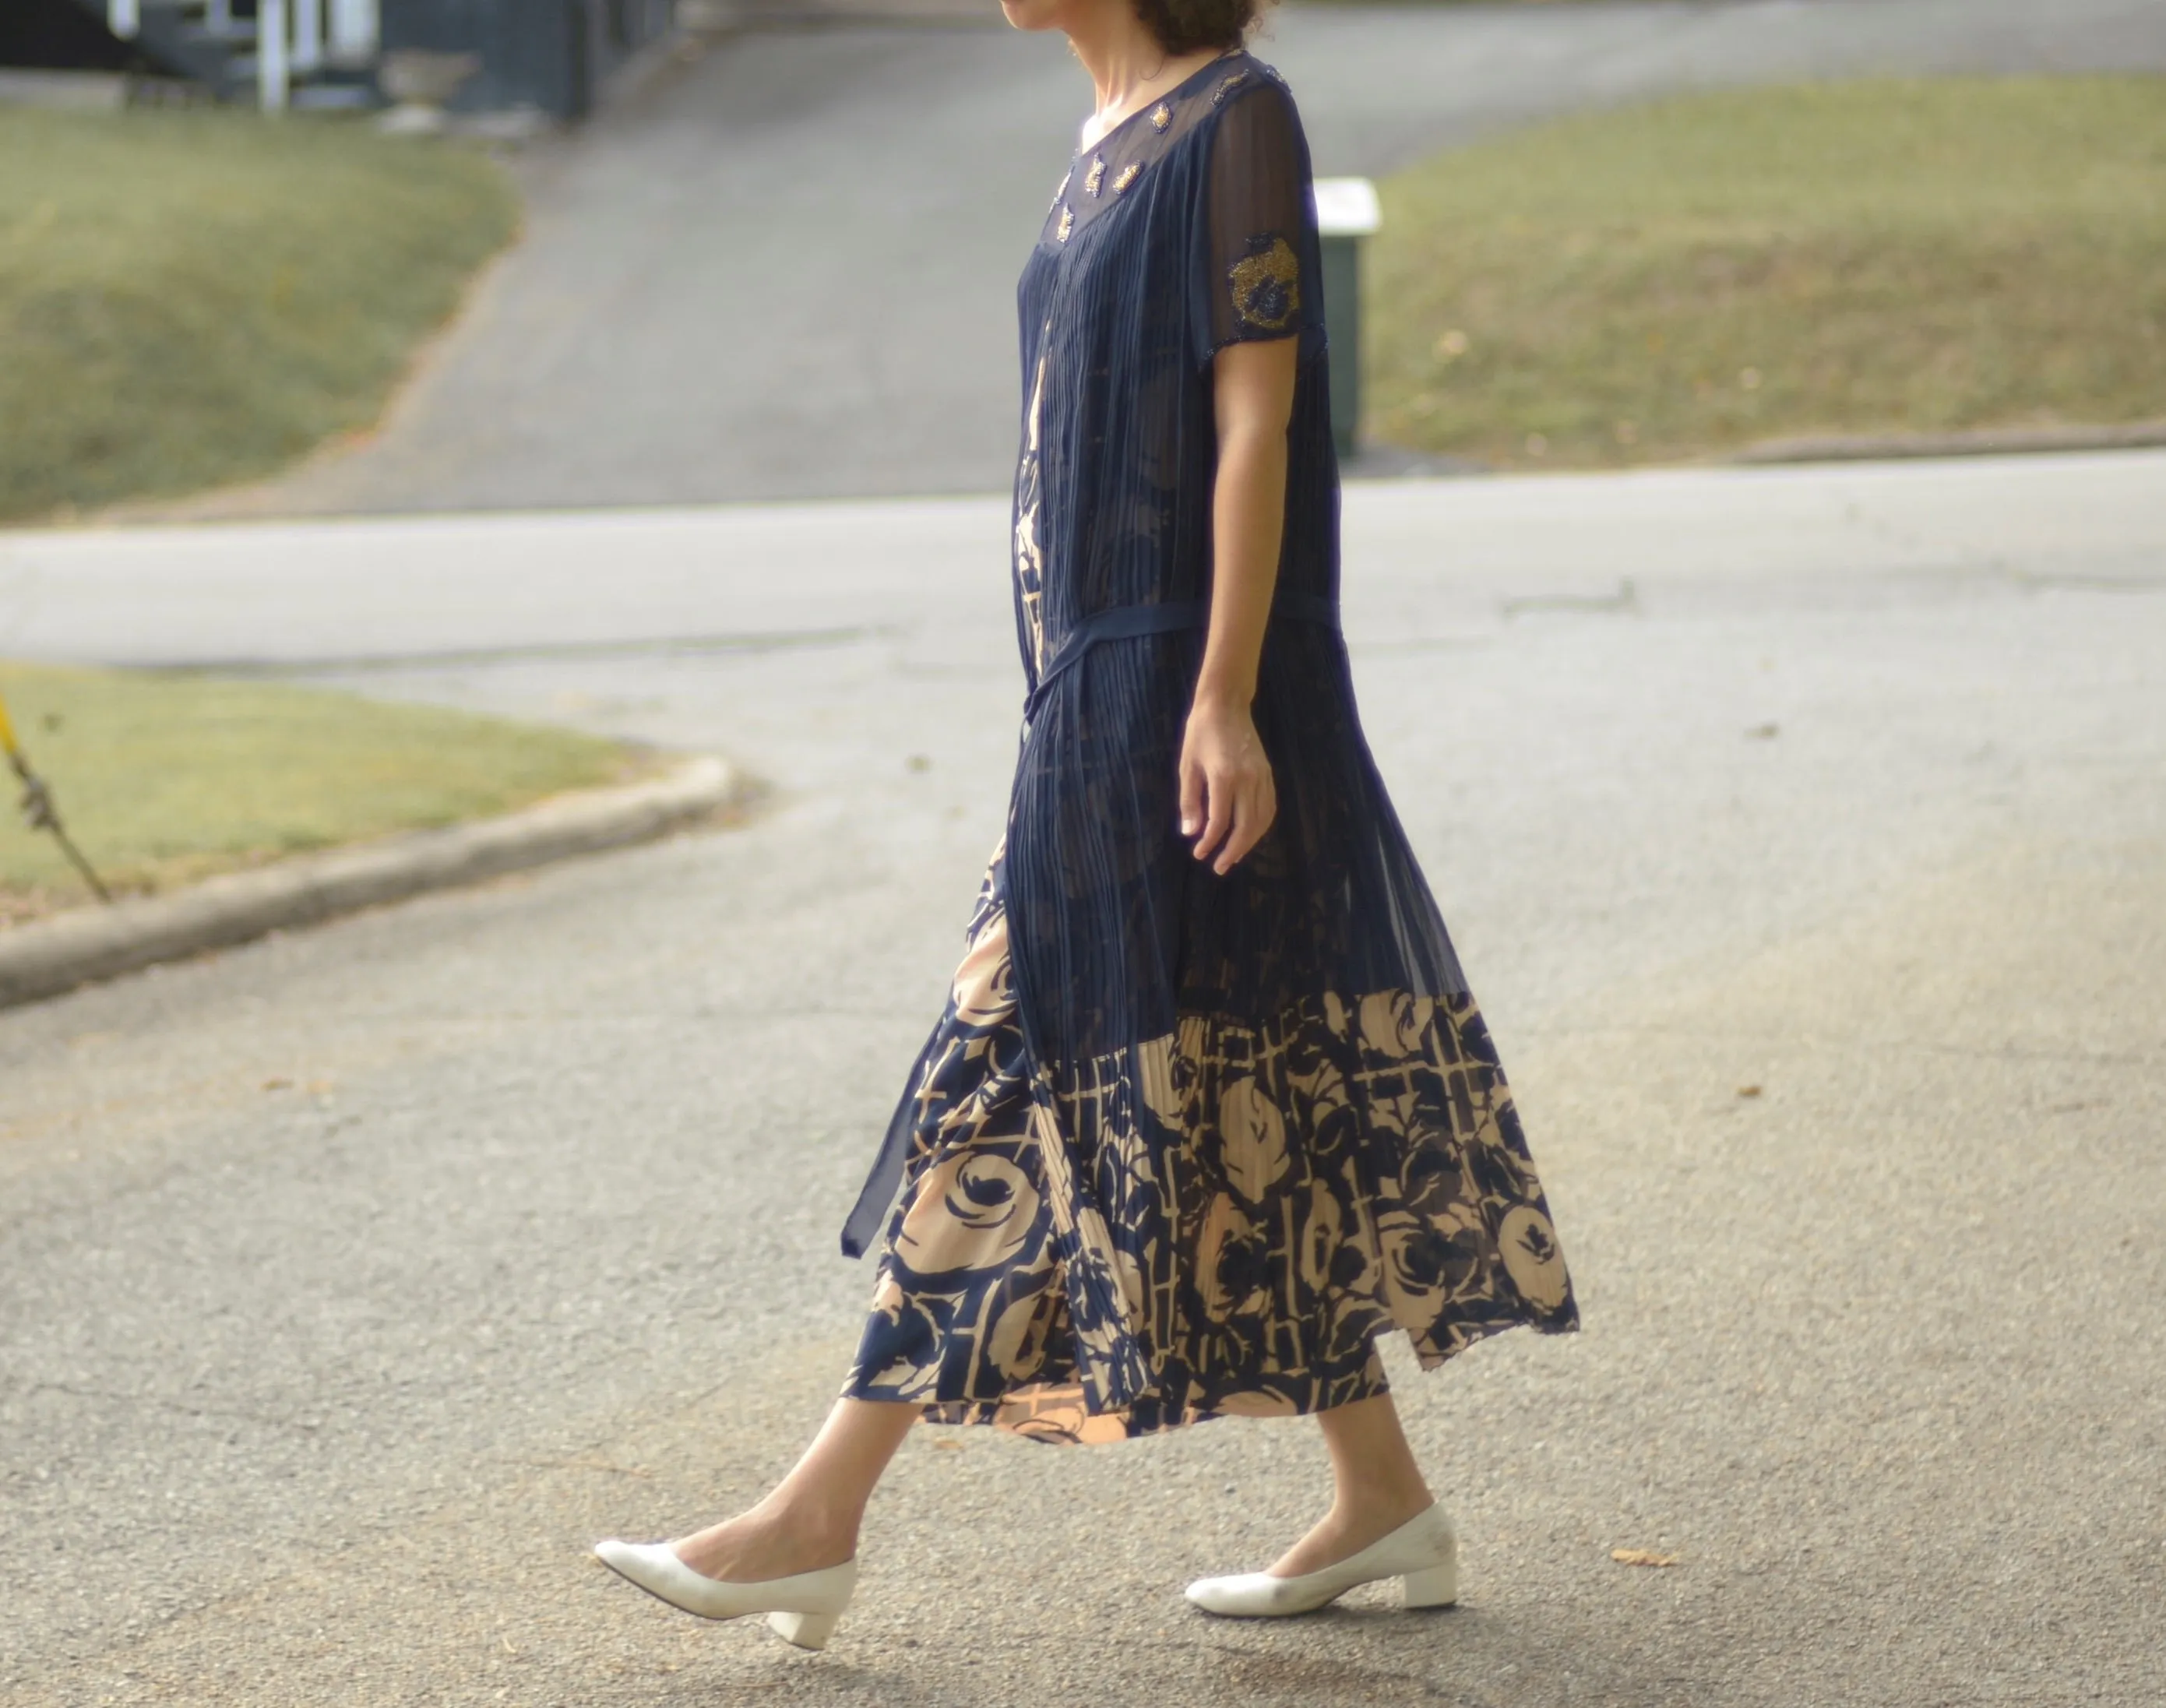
[1189,76,1324,368]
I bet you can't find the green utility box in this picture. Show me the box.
[1314,178,1381,460]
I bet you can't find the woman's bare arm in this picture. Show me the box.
[1180,335,1298,875]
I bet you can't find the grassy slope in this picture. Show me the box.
[0,664,637,921]
[1365,78,2166,469]
[0,109,517,521]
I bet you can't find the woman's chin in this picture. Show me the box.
[999,0,1062,33]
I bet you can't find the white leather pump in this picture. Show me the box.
[592,1538,857,1650]
[1184,1505,1459,1618]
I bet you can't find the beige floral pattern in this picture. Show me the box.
[844,852,1580,1444]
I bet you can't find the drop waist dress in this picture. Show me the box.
[840,53,1578,1445]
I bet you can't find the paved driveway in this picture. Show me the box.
[157,0,2166,518]
[4,453,2162,1704]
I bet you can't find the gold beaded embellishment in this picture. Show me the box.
[1056,204,1074,243]
[1211,72,1249,105]
[1227,234,1301,332]
[1111,162,1142,193]
[1149,100,1172,132]
[1083,155,1107,197]
[1048,169,1071,211]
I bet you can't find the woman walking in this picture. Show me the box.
[597,0,1577,1648]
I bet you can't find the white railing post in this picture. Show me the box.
[107,0,140,38]
[329,0,379,60]
[259,0,290,111]
[293,0,322,75]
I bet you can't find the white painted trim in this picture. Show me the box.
[328,0,379,59]
[292,0,322,74]
[258,0,290,111]
[107,0,140,40]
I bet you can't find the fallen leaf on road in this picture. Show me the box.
[932,1439,965,1451]
[1611,1548,1681,1568]
[262,1077,292,1091]
[1736,1084,1763,1098]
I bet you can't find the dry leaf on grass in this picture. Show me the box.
[1611,1548,1682,1568]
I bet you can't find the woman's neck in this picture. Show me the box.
[1068,13,1228,150]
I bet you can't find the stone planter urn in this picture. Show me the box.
[377,50,480,134]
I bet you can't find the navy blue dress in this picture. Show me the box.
[842,53,1576,1443]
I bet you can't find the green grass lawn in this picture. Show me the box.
[0,109,517,523]
[1365,78,2166,470]
[0,663,641,923]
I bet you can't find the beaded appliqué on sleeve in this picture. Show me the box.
[1111,162,1142,193]
[1056,204,1075,243]
[1083,156,1107,197]
[1149,101,1172,132]
[1227,233,1300,333]
[1210,72,1249,106]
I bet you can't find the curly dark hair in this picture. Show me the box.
[1132,0,1267,57]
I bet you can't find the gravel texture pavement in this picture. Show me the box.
[2,453,2162,1704]
[146,0,2166,519]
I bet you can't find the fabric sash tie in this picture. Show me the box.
[1020,591,1337,727]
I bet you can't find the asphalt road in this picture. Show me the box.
[4,453,2162,1705]
[153,0,2166,519]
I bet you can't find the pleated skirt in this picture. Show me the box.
[840,847,1579,1445]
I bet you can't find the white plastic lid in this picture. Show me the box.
[1312,177,1382,237]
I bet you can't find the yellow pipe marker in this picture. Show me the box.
[0,683,112,902]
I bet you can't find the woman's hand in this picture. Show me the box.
[1179,692,1277,875]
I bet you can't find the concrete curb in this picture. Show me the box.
[0,755,743,1012]
[1734,419,2166,465]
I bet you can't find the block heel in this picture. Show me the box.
[1401,1559,1458,1608]
[767,1608,841,1650]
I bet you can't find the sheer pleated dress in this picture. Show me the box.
[840,53,1578,1444]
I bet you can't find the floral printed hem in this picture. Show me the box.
[841,855,1578,1445]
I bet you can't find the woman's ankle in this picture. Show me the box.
[1332,1479,1432,1533]
[759,1488,861,1559]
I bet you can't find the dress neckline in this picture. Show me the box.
[1074,50,1245,160]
